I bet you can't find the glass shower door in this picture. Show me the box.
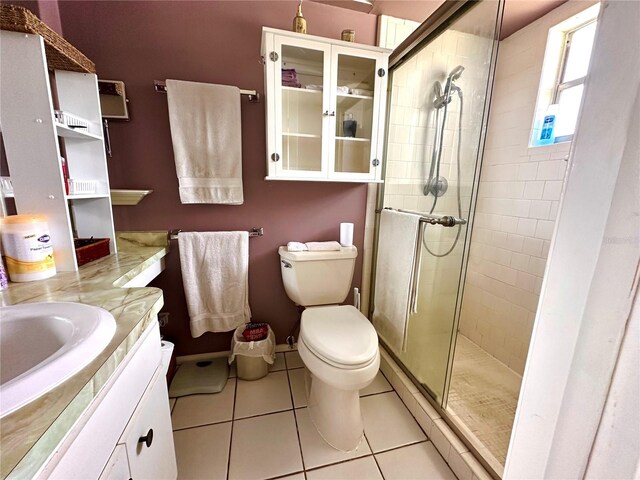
[377,0,502,404]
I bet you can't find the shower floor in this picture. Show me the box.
[446,334,522,475]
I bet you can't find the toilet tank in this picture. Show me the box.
[278,246,357,306]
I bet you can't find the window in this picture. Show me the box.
[553,20,597,141]
[530,4,600,147]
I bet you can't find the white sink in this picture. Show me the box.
[0,302,116,417]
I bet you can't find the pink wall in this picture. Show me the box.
[57,1,377,355]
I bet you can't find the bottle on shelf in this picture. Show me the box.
[343,113,357,138]
[60,156,70,195]
[293,0,307,34]
[538,104,558,146]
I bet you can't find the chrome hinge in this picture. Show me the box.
[270,51,279,62]
[271,153,280,162]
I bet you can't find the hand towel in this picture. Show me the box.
[178,232,251,337]
[166,79,244,204]
[372,210,422,352]
[287,241,308,252]
[305,241,343,251]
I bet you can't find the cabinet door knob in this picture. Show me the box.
[138,428,154,448]
[271,153,280,162]
[372,158,380,167]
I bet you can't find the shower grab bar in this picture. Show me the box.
[168,227,263,241]
[377,207,466,227]
[154,80,260,103]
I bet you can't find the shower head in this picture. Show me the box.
[433,66,465,109]
[445,65,464,92]
[449,65,465,81]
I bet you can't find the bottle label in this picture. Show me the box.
[2,230,56,275]
[540,115,555,140]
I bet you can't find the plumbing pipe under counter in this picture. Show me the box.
[0,232,173,479]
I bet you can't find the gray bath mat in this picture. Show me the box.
[169,357,229,397]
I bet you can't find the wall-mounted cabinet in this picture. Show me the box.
[0,31,116,271]
[262,27,390,183]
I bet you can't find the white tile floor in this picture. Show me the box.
[170,351,457,480]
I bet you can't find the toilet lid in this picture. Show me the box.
[300,305,378,368]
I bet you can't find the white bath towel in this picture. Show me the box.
[166,79,244,204]
[178,232,251,337]
[305,241,342,251]
[372,210,422,352]
[287,242,308,252]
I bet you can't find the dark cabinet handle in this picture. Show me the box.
[138,428,154,448]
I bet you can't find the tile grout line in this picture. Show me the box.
[226,376,239,480]
[365,432,386,480]
[381,367,460,477]
[287,365,307,475]
[171,384,396,434]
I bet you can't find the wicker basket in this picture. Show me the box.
[0,5,95,73]
[74,238,110,266]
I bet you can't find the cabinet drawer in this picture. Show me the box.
[98,445,130,480]
[119,369,177,479]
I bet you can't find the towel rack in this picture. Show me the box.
[377,207,467,227]
[168,227,263,241]
[154,80,260,103]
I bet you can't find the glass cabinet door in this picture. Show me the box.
[274,37,331,178]
[328,47,386,180]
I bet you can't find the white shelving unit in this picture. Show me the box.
[0,31,116,271]
[262,27,391,183]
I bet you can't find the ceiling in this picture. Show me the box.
[310,0,568,39]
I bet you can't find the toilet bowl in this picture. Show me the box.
[298,305,379,451]
[278,244,379,452]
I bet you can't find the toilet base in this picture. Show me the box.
[306,370,365,452]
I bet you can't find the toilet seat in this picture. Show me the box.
[300,305,378,370]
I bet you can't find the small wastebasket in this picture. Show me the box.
[229,324,276,381]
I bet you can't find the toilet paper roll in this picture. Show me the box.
[340,223,354,247]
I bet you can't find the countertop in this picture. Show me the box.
[0,232,170,479]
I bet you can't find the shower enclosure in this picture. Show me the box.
[372,0,505,476]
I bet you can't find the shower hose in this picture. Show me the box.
[423,90,464,258]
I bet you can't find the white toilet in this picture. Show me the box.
[279,246,379,452]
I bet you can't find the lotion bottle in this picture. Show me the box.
[293,0,307,34]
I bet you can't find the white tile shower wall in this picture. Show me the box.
[458,1,596,374]
[383,27,494,257]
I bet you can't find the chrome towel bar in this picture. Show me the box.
[377,207,467,227]
[168,227,264,241]
[154,80,260,103]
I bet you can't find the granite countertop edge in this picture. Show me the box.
[0,231,170,479]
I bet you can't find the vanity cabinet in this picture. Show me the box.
[43,321,177,480]
[0,30,116,271]
[262,27,390,183]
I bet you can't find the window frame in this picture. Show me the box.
[552,19,597,141]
